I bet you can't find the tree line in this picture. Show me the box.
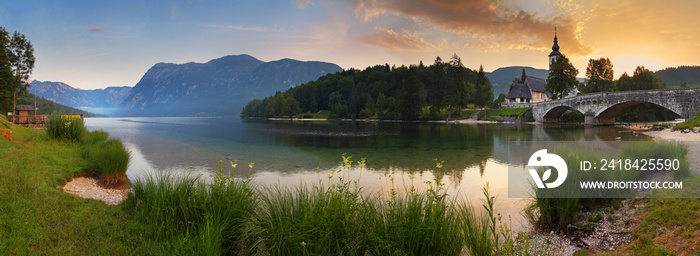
[0,26,35,115]
[241,54,494,121]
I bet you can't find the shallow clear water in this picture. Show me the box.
[85,117,642,231]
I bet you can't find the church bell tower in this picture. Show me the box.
[548,27,561,67]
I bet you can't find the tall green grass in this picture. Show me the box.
[45,115,131,184]
[46,113,85,141]
[80,128,109,145]
[124,160,256,255]
[244,156,540,255]
[124,155,547,255]
[82,138,131,184]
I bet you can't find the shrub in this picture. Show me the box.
[46,114,85,141]
[82,139,130,184]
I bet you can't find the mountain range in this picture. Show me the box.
[27,55,700,117]
[119,54,342,116]
[28,81,132,116]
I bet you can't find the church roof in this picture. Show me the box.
[506,82,532,99]
[524,76,546,93]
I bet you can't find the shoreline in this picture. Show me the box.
[260,117,523,124]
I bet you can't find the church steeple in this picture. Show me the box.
[548,27,561,66]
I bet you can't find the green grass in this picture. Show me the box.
[82,139,131,184]
[0,118,138,255]
[47,115,131,184]
[309,110,331,119]
[123,160,257,255]
[80,129,109,145]
[486,107,530,117]
[246,157,462,255]
[673,111,700,130]
[615,176,700,255]
[46,113,85,141]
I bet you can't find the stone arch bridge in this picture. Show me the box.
[531,88,700,125]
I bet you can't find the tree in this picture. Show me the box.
[445,53,469,114]
[545,54,578,99]
[474,65,493,108]
[398,68,424,121]
[0,27,14,113]
[7,31,35,112]
[429,56,446,109]
[492,93,506,109]
[281,96,301,117]
[632,66,665,90]
[581,57,614,93]
[616,72,634,91]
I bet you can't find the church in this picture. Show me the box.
[504,30,561,105]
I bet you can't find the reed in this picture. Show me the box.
[82,139,131,184]
[46,113,85,141]
[124,160,256,255]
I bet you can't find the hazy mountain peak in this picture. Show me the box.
[119,54,342,117]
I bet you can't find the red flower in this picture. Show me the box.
[0,131,12,141]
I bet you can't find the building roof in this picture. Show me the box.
[524,76,546,92]
[15,105,35,111]
[506,82,532,99]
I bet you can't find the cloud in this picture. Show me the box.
[360,28,440,51]
[296,0,315,9]
[89,26,107,32]
[350,0,593,56]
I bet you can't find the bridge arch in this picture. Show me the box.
[541,105,580,122]
[595,101,683,125]
[531,88,700,125]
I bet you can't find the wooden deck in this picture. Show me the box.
[7,115,49,128]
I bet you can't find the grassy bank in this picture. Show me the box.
[673,111,700,131]
[0,118,137,255]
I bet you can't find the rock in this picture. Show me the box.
[683,129,691,133]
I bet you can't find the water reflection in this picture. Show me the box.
[85,117,649,231]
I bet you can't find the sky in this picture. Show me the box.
[2,0,699,90]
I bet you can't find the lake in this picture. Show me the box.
[85,117,643,230]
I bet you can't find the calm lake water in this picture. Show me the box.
[85,117,644,230]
